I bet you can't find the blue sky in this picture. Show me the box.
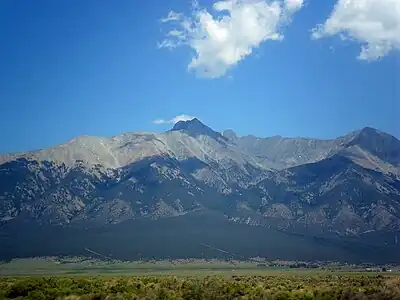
[0,0,399,154]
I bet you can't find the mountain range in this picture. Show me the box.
[1,119,400,263]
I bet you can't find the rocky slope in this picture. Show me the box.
[223,127,400,235]
[1,119,399,262]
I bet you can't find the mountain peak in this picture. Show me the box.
[345,126,400,166]
[222,129,238,140]
[171,118,202,131]
[170,118,227,141]
[352,126,395,141]
[359,126,381,135]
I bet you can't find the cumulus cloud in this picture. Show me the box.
[312,0,400,60]
[153,115,197,125]
[159,0,304,78]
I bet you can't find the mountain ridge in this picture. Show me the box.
[1,120,400,262]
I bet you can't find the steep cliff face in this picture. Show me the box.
[1,120,400,262]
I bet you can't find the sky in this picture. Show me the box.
[0,0,399,154]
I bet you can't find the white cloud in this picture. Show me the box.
[159,0,304,78]
[285,0,304,12]
[153,115,197,125]
[312,0,400,60]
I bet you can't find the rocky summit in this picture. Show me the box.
[1,120,400,263]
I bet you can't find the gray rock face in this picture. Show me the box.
[1,120,400,260]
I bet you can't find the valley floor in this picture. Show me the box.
[1,257,400,276]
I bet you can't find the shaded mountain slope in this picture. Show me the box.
[1,210,399,263]
[236,154,400,236]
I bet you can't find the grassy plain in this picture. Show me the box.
[0,259,318,277]
[2,257,398,276]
